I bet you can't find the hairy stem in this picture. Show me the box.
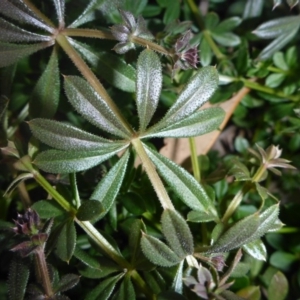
[56,34,133,135]
[131,36,172,56]
[62,28,115,40]
[69,173,81,209]
[131,139,175,210]
[189,137,201,182]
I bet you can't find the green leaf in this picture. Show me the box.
[144,107,225,138]
[52,0,65,25]
[0,18,51,43]
[120,192,146,215]
[265,73,285,88]
[90,150,130,219]
[221,290,246,300]
[69,39,136,92]
[243,0,264,19]
[76,200,104,221]
[144,144,216,213]
[154,66,218,129]
[34,144,127,173]
[211,32,241,47]
[31,200,65,218]
[172,261,184,294]
[4,173,33,196]
[64,76,130,138]
[285,46,297,67]
[200,38,213,67]
[112,276,136,300]
[205,13,220,30]
[161,209,194,258]
[0,42,51,68]
[187,210,218,223]
[214,17,242,33]
[268,271,289,300]
[74,246,102,269]
[141,233,182,267]
[54,274,79,293]
[8,256,30,300]
[158,291,187,300]
[243,239,267,261]
[85,273,124,300]
[273,52,289,71]
[29,119,124,151]
[136,49,162,131]
[270,251,297,272]
[254,16,300,39]
[163,1,180,24]
[236,286,261,300]
[55,220,76,262]
[30,47,60,118]
[208,213,260,253]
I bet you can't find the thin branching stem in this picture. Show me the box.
[131,36,172,56]
[62,28,115,39]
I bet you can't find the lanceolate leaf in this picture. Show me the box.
[211,32,241,47]
[154,66,218,129]
[29,119,125,151]
[0,18,51,43]
[129,219,147,264]
[207,213,260,253]
[52,0,65,25]
[30,47,60,118]
[112,276,136,300]
[90,150,130,219]
[69,39,136,93]
[54,274,80,293]
[243,239,267,261]
[136,49,162,131]
[144,107,224,138]
[187,210,218,223]
[0,0,54,33]
[34,144,128,173]
[141,233,182,267]
[69,0,106,28]
[64,76,130,138]
[243,0,264,19]
[161,209,194,258]
[31,200,65,218]
[76,200,104,221]
[172,261,184,294]
[144,144,217,213]
[0,42,53,68]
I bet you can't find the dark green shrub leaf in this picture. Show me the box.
[187,210,218,223]
[243,0,263,19]
[76,200,104,221]
[205,12,220,30]
[161,209,194,258]
[158,291,187,300]
[273,52,289,71]
[265,73,285,88]
[268,271,289,300]
[31,200,65,218]
[34,145,127,173]
[8,256,30,300]
[145,107,225,138]
[54,274,79,293]
[64,76,130,138]
[52,0,65,25]
[243,239,267,261]
[120,192,146,215]
[29,119,123,151]
[200,38,213,66]
[69,39,136,92]
[112,276,136,300]
[136,49,162,131]
[221,290,246,300]
[163,1,180,24]
[143,270,166,294]
[30,47,60,118]
[211,32,241,47]
[270,251,297,272]
[0,42,52,68]
[208,213,260,253]
[85,273,124,300]
[144,144,217,213]
[90,150,129,219]
[154,66,218,130]
[236,286,261,300]
[74,246,101,269]
[0,18,51,43]
[141,233,182,267]
[214,17,242,33]
[55,220,76,262]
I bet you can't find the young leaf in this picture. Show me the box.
[0,0,54,33]
[144,107,224,138]
[211,32,241,47]
[112,276,136,300]
[144,144,217,213]
[207,213,260,253]
[187,210,218,223]
[90,150,130,219]
[31,200,65,218]
[76,200,104,221]
[0,42,52,68]
[69,39,136,93]
[153,66,218,129]
[29,119,124,151]
[161,209,194,258]
[54,274,80,293]
[34,144,128,173]
[172,261,184,294]
[8,256,30,300]
[85,273,124,300]
[141,233,182,267]
[0,18,51,43]
[243,239,267,261]
[200,38,213,67]
[214,17,242,33]
[55,219,76,263]
[30,47,60,118]
[268,271,288,300]
[52,0,65,25]
[136,49,162,131]
[64,76,130,138]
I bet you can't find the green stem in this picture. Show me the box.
[131,139,175,210]
[56,34,133,135]
[267,66,288,74]
[69,173,81,209]
[189,137,201,182]
[131,36,172,56]
[131,270,156,300]
[252,164,267,183]
[62,28,115,40]
[185,0,226,60]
